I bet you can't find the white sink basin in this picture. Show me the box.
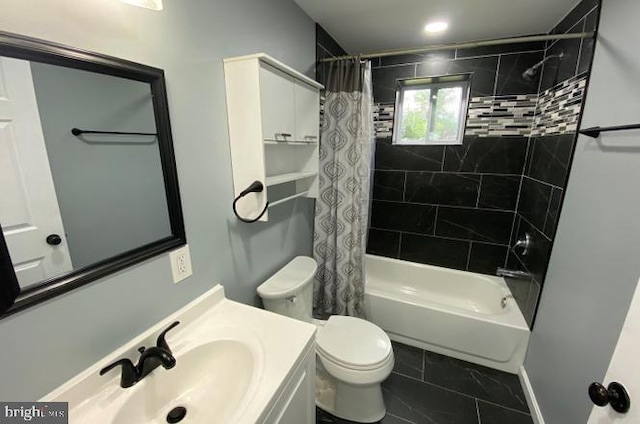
[112,340,256,424]
[42,285,316,424]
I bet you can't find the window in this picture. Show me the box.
[393,75,470,145]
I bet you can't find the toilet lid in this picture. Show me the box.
[316,316,391,369]
[257,256,317,299]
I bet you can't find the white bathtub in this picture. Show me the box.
[364,255,530,374]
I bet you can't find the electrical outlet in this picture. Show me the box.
[169,244,192,284]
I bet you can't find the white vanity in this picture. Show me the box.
[42,286,316,424]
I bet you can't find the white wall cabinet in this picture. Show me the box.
[224,53,323,222]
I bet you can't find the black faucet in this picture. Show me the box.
[99,321,180,388]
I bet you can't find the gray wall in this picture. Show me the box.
[525,0,640,422]
[31,63,171,269]
[0,0,315,400]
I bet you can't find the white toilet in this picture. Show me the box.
[257,256,394,423]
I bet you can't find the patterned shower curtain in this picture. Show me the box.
[313,59,374,317]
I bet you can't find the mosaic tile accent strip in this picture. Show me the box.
[532,74,587,136]
[319,93,326,119]
[373,95,538,138]
[466,94,538,137]
[374,103,394,138]
[372,76,587,139]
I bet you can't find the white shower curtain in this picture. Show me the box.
[313,59,374,317]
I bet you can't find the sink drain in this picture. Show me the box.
[166,406,187,423]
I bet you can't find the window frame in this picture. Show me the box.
[392,74,471,146]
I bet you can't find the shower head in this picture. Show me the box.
[522,52,564,81]
[522,67,538,82]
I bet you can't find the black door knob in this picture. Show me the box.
[46,234,62,246]
[588,382,631,413]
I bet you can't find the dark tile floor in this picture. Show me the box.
[316,341,533,424]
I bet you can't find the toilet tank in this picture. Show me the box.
[257,256,317,323]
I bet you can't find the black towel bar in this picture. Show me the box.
[579,124,640,138]
[71,127,158,137]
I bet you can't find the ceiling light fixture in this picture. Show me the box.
[424,21,449,34]
[120,0,163,11]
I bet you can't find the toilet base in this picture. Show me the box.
[315,359,387,423]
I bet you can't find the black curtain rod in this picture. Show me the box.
[71,127,157,137]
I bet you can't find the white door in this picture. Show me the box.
[587,277,640,423]
[0,57,73,288]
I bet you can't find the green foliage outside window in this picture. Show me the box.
[400,89,430,141]
[432,87,462,141]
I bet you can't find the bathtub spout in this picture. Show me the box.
[496,268,532,280]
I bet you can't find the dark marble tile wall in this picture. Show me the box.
[316,23,348,86]
[372,43,545,104]
[366,42,547,275]
[508,0,600,326]
[368,135,526,275]
[540,0,599,91]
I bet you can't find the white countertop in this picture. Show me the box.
[42,285,316,423]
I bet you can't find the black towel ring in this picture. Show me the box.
[232,181,269,223]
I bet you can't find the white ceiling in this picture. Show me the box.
[295,0,581,54]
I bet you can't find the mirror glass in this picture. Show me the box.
[0,57,171,289]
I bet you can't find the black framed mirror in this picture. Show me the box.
[0,31,186,317]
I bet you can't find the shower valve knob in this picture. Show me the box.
[514,233,532,256]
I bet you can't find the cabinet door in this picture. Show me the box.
[294,81,320,143]
[260,63,295,141]
[274,364,315,424]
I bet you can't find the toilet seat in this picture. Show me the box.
[316,316,392,371]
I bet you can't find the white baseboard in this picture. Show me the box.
[518,366,545,424]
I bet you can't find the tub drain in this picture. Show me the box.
[166,406,187,423]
